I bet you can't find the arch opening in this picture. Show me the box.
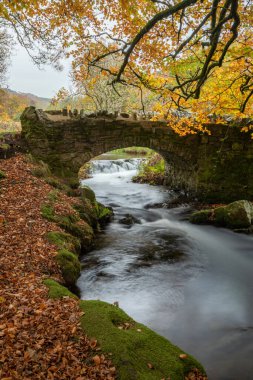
[78,147,166,187]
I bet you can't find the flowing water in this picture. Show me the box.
[78,154,253,380]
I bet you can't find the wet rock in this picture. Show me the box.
[144,202,165,209]
[119,213,141,225]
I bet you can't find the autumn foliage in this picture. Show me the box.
[1,1,253,132]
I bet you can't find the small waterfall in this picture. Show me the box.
[90,158,144,174]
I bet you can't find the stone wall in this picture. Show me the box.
[21,106,253,202]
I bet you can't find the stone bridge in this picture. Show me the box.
[21,106,253,202]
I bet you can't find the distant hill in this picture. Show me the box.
[2,88,51,110]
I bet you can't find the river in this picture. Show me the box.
[78,154,253,380]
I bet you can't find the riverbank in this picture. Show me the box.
[132,153,165,185]
[0,154,207,379]
[0,155,116,379]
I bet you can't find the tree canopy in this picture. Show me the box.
[1,0,253,123]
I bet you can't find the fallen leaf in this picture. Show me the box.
[179,353,188,360]
[93,355,101,365]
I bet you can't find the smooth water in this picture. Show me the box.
[78,156,253,380]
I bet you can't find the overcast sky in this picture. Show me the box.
[7,45,72,99]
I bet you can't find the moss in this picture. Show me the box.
[80,300,206,380]
[73,203,98,228]
[214,200,252,228]
[26,153,38,164]
[41,204,55,222]
[198,155,253,202]
[80,185,96,203]
[0,170,6,179]
[47,190,59,203]
[191,201,253,230]
[31,161,51,178]
[190,210,212,224]
[133,154,165,186]
[56,249,81,285]
[43,278,78,299]
[46,231,81,255]
[45,176,70,192]
[213,206,227,226]
[0,143,10,151]
[58,219,94,250]
[67,178,80,189]
[41,196,94,251]
[59,213,80,224]
[95,202,113,225]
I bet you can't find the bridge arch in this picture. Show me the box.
[21,107,253,202]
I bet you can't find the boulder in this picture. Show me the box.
[190,200,253,230]
[214,200,252,228]
[190,209,212,224]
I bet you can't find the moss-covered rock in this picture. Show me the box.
[67,178,80,189]
[80,300,206,380]
[80,185,96,203]
[56,249,81,285]
[46,231,81,255]
[190,210,212,224]
[73,203,98,229]
[58,219,94,251]
[41,204,55,222]
[95,202,114,225]
[41,194,95,252]
[43,278,78,299]
[214,200,252,228]
[190,200,253,230]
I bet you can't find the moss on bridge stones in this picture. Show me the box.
[21,107,253,202]
[196,146,253,202]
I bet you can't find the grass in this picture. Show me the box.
[43,278,78,299]
[30,161,51,178]
[44,176,70,191]
[79,300,206,380]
